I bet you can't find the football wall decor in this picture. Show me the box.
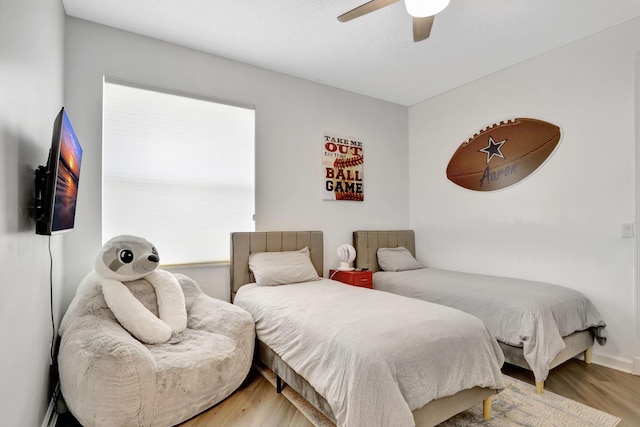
[446,117,561,191]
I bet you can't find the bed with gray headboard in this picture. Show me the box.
[353,230,607,394]
[230,231,505,426]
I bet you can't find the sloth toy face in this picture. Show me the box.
[95,235,160,282]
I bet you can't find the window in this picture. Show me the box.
[102,78,255,265]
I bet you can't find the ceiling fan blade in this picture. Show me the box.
[413,15,434,41]
[338,0,401,22]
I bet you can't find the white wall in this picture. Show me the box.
[63,17,409,305]
[408,16,640,371]
[0,0,67,424]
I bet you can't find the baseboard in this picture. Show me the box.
[41,383,59,427]
[633,357,640,375]
[590,353,634,374]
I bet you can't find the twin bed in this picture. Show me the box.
[230,231,505,427]
[230,229,606,425]
[353,230,607,393]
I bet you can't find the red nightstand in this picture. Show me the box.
[329,269,373,289]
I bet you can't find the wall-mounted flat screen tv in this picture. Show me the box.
[34,107,83,235]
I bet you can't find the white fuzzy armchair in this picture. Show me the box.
[58,273,255,427]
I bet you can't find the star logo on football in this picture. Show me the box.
[478,136,506,164]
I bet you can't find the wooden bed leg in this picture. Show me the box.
[276,375,284,393]
[482,396,492,420]
[535,381,544,394]
[584,347,593,364]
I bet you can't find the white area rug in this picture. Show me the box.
[441,375,621,426]
[257,365,621,427]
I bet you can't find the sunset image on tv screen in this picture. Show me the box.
[52,111,82,232]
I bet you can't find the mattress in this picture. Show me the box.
[374,267,606,382]
[234,278,505,427]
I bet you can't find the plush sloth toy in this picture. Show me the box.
[78,235,187,344]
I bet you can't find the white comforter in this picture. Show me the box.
[234,279,505,427]
[374,268,607,382]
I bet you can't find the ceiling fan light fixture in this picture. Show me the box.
[404,0,450,17]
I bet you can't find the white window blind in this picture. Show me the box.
[102,79,255,265]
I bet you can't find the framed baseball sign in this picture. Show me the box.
[323,133,364,201]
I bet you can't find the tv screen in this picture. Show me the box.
[34,108,83,235]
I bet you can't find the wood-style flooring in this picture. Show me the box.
[57,360,640,426]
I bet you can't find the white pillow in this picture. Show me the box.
[377,247,424,272]
[249,247,320,286]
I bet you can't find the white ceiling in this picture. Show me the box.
[62,0,640,106]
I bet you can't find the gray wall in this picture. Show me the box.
[409,16,640,372]
[0,0,67,425]
[63,17,410,303]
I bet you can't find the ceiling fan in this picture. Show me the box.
[337,0,450,42]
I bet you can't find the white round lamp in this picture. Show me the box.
[337,244,356,271]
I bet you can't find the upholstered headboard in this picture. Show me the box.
[352,230,416,273]
[230,231,323,301]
